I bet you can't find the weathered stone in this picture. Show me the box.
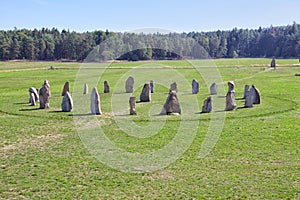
[104,80,110,93]
[270,57,276,68]
[244,92,253,108]
[202,96,212,113]
[62,81,70,96]
[39,80,51,109]
[61,91,73,112]
[227,81,235,92]
[210,83,218,95]
[150,80,154,93]
[192,79,199,94]
[83,83,88,95]
[90,87,102,115]
[30,93,36,106]
[243,84,250,99]
[160,91,181,115]
[250,84,261,104]
[225,81,236,111]
[129,96,137,115]
[125,76,134,93]
[28,87,39,103]
[140,83,151,102]
[169,82,178,93]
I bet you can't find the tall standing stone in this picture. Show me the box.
[140,83,151,102]
[29,87,39,104]
[61,91,73,112]
[225,81,236,111]
[192,79,199,94]
[90,87,102,115]
[244,92,253,108]
[150,80,154,93]
[39,80,51,109]
[129,96,137,115]
[169,82,178,93]
[61,81,70,96]
[250,84,261,104]
[83,83,88,95]
[104,80,110,93]
[160,91,181,115]
[270,57,276,68]
[210,83,218,95]
[243,84,249,99]
[125,76,134,93]
[202,96,212,113]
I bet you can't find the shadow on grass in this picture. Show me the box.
[14,102,29,105]
[19,108,40,111]
[69,113,93,117]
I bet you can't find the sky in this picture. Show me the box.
[0,0,299,33]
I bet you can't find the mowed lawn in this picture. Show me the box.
[0,59,299,199]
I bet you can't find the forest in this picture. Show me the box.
[0,22,299,61]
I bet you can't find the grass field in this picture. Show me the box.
[0,59,299,199]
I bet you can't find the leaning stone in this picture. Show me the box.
[202,96,212,113]
[150,80,154,93]
[125,76,134,93]
[160,91,181,115]
[61,81,70,96]
[243,84,249,99]
[129,96,137,115]
[210,83,218,95]
[61,91,73,112]
[90,87,102,115]
[140,83,151,102]
[192,79,199,94]
[250,84,261,104]
[29,87,39,103]
[104,80,110,93]
[169,82,178,93]
[83,83,88,95]
[39,80,51,109]
[30,93,36,106]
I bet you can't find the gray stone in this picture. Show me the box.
[243,84,250,99]
[250,84,261,104]
[150,80,154,93]
[192,79,199,94]
[227,81,235,93]
[244,92,253,108]
[225,81,236,111]
[160,91,181,115]
[39,80,51,109]
[129,96,137,115]
[83,83,88,95]
[210,83,218,95]
[202,96,212,113]
[62,81,70,96]
[169,82,178,93]
[90,87,102,115]
[61,91,73,112]
[30,93,36,106]
[271,57,276,68]
[140,83,151,102]
[125,76,134,93]
[28,87,39,104]
[104,80,110,93]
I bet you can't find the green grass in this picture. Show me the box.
[0,59,299,199]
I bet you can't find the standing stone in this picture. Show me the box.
[61,81,70,96]
[104,80,110,93]
[61,91,73,112]
[250,84,261,104]
[192,79,199,94]
[90,87,102,115]
[140,83,151,102]
[83,83,88,95]
[210,83,218,95]
[129,96,137,115]
[202,96,212,113]
[150,80,154,93]
[244,92,253,108]
[270,57,276,68]
[225,81,236,111]
[29,93,36,106]
[169,82,178,93]
[125,76,134,93]
[243,84,250,99]
[39,80,51,109]
[28,87,39,104]
[160,91,181,115]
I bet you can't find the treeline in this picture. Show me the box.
[0,22,299,61]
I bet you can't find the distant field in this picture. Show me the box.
[0,59,299,199]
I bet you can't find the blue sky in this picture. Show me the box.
[0,0,299,32]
